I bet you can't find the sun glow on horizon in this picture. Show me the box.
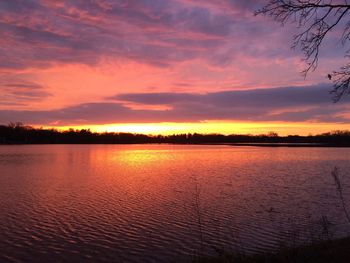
[39,121,350,136]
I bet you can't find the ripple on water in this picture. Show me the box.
[0,145,350,262]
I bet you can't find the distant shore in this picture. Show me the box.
[227,142,350,147]
[1,124,350,146]
[2,142,350,147]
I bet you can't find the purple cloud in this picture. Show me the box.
[0,0,300,70]
[1,84,349,125]
[0,77,51,106]
[114,85,337,108]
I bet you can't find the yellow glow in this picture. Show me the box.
[39,121,350,136]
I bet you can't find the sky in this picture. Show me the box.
[0,0,349,135]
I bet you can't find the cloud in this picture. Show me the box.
[0,0,347,123]
[113,85,335,108]
[0,77,51,106]
[1,84,349,125]
[0,0,299,71]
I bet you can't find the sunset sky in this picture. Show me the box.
[0,0,349,135]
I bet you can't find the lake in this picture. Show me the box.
[0,145,350,262]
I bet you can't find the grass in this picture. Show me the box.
[192,237,350,263]
[189,166,350,263]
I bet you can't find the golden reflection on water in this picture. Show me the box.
[114,149,173,167]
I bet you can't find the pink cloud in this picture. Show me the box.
[0,0,347,126]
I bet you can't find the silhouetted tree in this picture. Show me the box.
[267,131,279,137]
[256,0,350,101]
[1,123,350,145]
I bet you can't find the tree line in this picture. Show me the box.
[1,123,350,146]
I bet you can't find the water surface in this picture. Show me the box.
[1,145,350,262]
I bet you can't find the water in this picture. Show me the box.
[0,144,350,262]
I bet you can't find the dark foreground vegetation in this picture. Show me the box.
[191,167,350,263]
[193,237,350,263]
[1,123,350,146]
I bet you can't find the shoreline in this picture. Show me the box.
[1,142,350,147]
[194,237,350,263]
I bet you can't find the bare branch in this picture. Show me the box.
[256,0,350,101]
[331,63,350,102]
